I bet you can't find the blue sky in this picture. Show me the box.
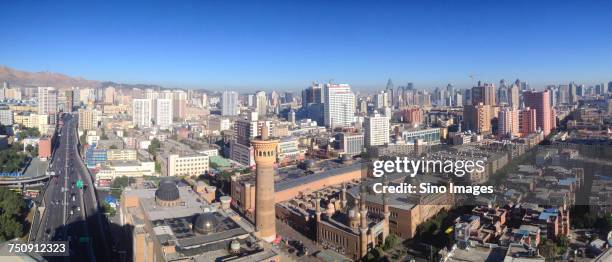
[1,0,611,91]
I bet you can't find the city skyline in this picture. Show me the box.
[2,1,612,91]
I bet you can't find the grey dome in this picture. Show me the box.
[156,178,179,202]
[303,159,316,169]
[194,212,217,234]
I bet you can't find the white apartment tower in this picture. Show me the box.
[37,87,58,115]
[155,98,173,130]
[132,99,152,128]
[323,83,355,128]
[364,111,389,147]
[255,91,267,117]
[221,91,238,116]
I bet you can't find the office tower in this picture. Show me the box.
[464,103,491,134]
[385,79,395,107]
[545,85,557,107]
[323,83,356,128]
[433,87,444,106]
[524,90,552,136]
[37,87,58,115]
[497,79,508,105]
[301,83,323,106]
[104,86,116,104]
[519,107,537,135]
[576,85,584,97]
[255,91,267,117]
[221,91,238,116]
[608,81,612,93]
[454,92,463,107]
[508,84,520,110]
[156,98,173,130]
[569,82,577,103]
[463,89,472,106]
[250,123,278,242]
[471,82,496,106]
[374,91,388,109]
[498,108,519,138]
[172,90,187,120]
[364,111,390,147]
[132,99,152,128]
[557,85,569,104]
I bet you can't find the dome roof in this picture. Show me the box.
[155,178,179,202]
[303,159,316,169]
[194,212,217,235]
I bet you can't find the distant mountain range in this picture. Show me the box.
[0,66,167,91]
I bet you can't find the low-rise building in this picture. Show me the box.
[166,154,209,177]
[119,179,279,262]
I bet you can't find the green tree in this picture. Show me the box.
[17,127,40,139]
[148,138,161,155]
[100,202,116,217]
[80,130,88,145]
[155,161,162,173]
[110,176,130,199]
[539,240,558,261]
[0,147,27,172]
[383,234,399,251]
[0,187,26,241]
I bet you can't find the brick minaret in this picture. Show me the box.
[251,122,279,242]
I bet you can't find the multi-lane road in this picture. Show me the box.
[31,113,115,261]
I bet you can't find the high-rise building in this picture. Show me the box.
[464,103,491,134]
[65,90,74,112]
[364,111,389,147]
[156,98,173,130]
[508,84,520,110]
[498,108,519,138]
[221,91,238,116]
[172,90,187,120]
[558,85,569,104]
[104,86,116,104]
[323,83,355,128]
[250,123,278,242]
[471,82,496,106]
[78,108,98,131]
[569,82,577,103]
[201,93,208,108]
[255,91,267,117]
[524,90,552,136]
[519,107,537,136]
[497,79,509,105]
[37,87,58,115]
[301,82,323,106]
[132,99,152,128]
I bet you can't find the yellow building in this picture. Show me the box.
[14,112,49,135]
